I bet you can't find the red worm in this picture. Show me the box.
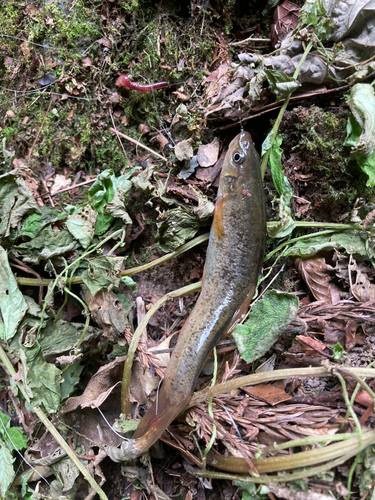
[116,75,168,92]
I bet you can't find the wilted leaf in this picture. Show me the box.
[81,256,125,296]
[60,363,84,400]
[14,226,77,264]
[0,442,15,498]
[233,290,298,363]
[19,343,62,412]
[0,169,40,238]
[268,134,284,196]
[345,83,375,186]
[88,168,133,235]
[0,246,27,341]
[267,176,296,238]
[296,256,340,304]
[66,205,97,249]
[84,288,134,339]
[156,207,209,252]
[284,230,372,260]
[264,69,300,100]
[19,206,67,239]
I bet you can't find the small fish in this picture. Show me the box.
[114,131,266,459]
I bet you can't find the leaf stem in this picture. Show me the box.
[121,281,202,416]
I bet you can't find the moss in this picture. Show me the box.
[279,105,374,222]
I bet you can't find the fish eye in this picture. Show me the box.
[232,151,245,164]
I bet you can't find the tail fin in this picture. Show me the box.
[131,385,188,453]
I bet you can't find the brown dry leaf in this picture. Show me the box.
[345,318,357,351]
[96,38,112,49]
[175,139,193,161]
[86,289,131,341]
[202,63,230,99]
[296,335,327,357]
[270,0,301,46]
[63,356,126,412]
[243,383,291,406]
[350,261,375,301]
[296,257,340,304]
[196,137,220,167]
[50,173,71,195]
[195,151,224,184]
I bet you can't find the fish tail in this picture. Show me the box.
[131,385,188,452]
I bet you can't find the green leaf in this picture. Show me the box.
[38,319,101,356]
[19,343,62,413]
[264,69,300,101]
[0,137,15,172]
[345,83,375,185]
[5,427,27,451]
[14,226,77,264]
[0,246,28,340]
[0,169,40,238]
[121,275,137,292]
[269,134,284,195]
[61,363,84,400]
[19,206,67,239]
[332,343,346,362]
[88,169,134,235]
[268,176,296,238]
[81,256,125,295]
[157,207,209,252]
[0,441,15,498]
[284,230,371,259]
[0,412,27,451]
[233,290,298,363]
[66,205,97,249]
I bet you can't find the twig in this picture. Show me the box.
[229,36,271,46]
[50,178,97,197]
[28,98,53,161]
[109,127,167,162]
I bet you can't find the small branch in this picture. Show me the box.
[109,127,167,162]
[28,98,53,161]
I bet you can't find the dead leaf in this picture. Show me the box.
[270,0,300,47]
[197,137,220,167]
[175,139,193,161]
[63,356,126,412]
[82,57,93,67]
[195,151,224,184]
[345,319,357,351]
[243,383,291,405]
[296,257,340,304]
[350,258,375,301]
[296,335,327,357]
[50,174,71,195]
[96,38,112,49]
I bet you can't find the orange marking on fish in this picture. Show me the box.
[212,194,224,238]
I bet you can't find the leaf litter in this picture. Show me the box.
[1,1,375,499]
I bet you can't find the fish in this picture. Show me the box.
[111,131,266,460]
